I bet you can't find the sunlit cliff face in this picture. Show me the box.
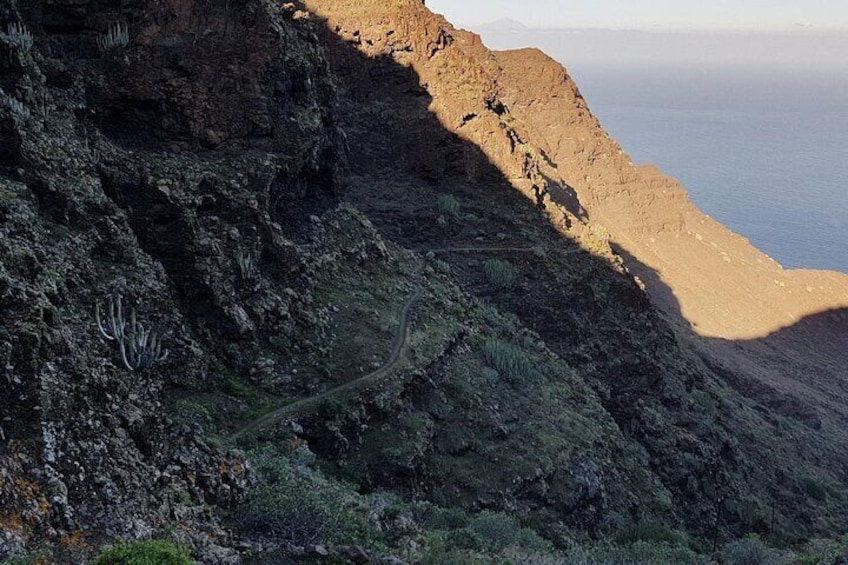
[306,0,848,341]
[483,50,848,341]
[601,206,848,340]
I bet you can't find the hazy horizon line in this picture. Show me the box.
[457,18,848,34]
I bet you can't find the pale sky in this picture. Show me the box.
[425,0,848,30]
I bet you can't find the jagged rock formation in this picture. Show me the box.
[492,48,848,340]
[1,0,847,562]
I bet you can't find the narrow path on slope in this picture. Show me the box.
[231,286,423,441]
[412,245,539,254]
[412,245,590,257]
[230,243,549,441]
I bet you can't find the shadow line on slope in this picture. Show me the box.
[290,0,848,545]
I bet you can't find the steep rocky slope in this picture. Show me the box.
[303,0,848,547]
[1,0,344,560]
[1,0,847,563]
[491,48,848,340]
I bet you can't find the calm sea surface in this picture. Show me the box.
[575,67,848,273]
[479,29,848,273]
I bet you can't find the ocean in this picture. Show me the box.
[478,29,848,273]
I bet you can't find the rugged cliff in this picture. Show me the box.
[1,0,847,563]
[1,0,343,560]
[301,0,848,552]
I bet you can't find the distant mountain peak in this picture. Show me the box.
[476,18,529,32]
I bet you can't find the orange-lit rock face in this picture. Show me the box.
[304,0,848,340]
[492,49,848,340]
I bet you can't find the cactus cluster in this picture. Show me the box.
[95,295,169,371]
[237,250,257,281]
[97,22,129,53]
[5,22,33,51]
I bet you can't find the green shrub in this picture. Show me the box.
[318,397,347,420]
[466,511,552,553]
[241,473,347,545]
[566,540,703,564]
[797,536,848,564]
[420,547,486,565]
[91,540,192,565]
[443,529,482,551]
[614,522,689,547]
[483,259,520,290]
[721,535,789,565]
[482,339,537,384]
[437,195,461,220]
[725,498,762,529]
[240,448,367,547]
[798,475,829,501]
[412,502,470,530]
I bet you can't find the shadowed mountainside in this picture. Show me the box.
[303,0,848,545]
[1,0,847,563]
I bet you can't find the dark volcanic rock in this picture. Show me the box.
[3,0,848,563]
[0,0,345,561]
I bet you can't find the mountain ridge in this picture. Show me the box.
[473,18,529,32]
[1,0,847,563]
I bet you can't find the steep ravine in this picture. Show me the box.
[1,0,848,563]
[303,0,848,549]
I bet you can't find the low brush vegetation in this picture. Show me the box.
[234,444,637,563]
[795,536,848,565]
[89,541,191,565]
[228,437,848,564]
[721,535,791,565]
[482,338,539,384]
[466,511,553,553]
[483,259,520,290]
[238,447,369,547]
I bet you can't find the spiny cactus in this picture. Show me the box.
[5,22,33,51]
[95,295,169,371]
[97,22,129,53]
[120,314,169,371]
[237,250,257,281]
[3,95,29,118]
[96,294,126,342]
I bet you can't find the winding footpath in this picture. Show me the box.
[231,286,423,441]
[230,243,539,441]
[413,245,538,254]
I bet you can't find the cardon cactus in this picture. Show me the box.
[95,295,169,370]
